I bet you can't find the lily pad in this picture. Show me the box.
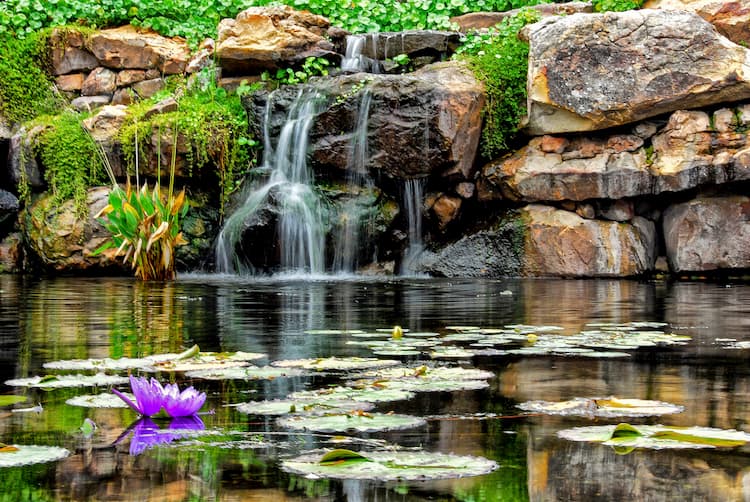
[185,366,307,380]
[277,412,426,433]
[304,329,365,335]
[350,365,494,382]
[236,399,375,416]
[281,449,498,481]
[291,385,414,404]
[145,351,266,372]
[557,423,750,450]
[0,445,70,467]
[357,378,490,393]
[44,349,265,372]
[429,347,477,360]
[0,396,27,407]
[66,393,133,408]
[5,373,129,389]
[518,397,683,418]
[272,357,400,372]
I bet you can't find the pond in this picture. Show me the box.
[1,275,750,501]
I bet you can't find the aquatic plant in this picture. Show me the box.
[112,375,207,417]
[116,416,206,455]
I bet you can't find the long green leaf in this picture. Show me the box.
[319,449,372,466]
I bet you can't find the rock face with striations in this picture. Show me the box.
[217,6,334,74]
[88,26,190,74]
[525,9,750,135]
[643,0,750,46]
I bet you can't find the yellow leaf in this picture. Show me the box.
[146,221,169,252]
[162,243,172,270]
[94,204,113,219]
[171,190,186,215]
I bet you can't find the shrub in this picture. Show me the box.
[455,8,541,159]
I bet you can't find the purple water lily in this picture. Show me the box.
[162,382,207,417]
[116,416,205,455]
[112,375,206,417]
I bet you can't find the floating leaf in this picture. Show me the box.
[282,450,498,481]
[291,385,414,403]
[66,393,132,408]
[0,396,27,407]
[319,448,371,466]
[236,399,375,416]
[429,347,476,359]
[519,397,683,418]
[277,412,426,433]
[0,445,70,467]
[44,350,265,372]
[304,329,366,335]
[185,366,307,380]
[558,423,750,450]
[5,373,129,389]
[272,357,400,372]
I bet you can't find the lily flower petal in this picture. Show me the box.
[162,384,206,417]
[112,376,165,416]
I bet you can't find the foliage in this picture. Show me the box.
[31,111,108,217]
[262,57,331,87]
[95,128,189,281]
[0,0,555,47]
[592,0,644,12]
[118,69,259,216]
[455,9,541,159]
[0,32,61,123]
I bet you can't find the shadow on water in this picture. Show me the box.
[2,275,750,500]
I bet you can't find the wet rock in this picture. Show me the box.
[412,216,524,277]
[526,10,750,134]
[254,60,484,181]
[455,182,475,199]
[217,5,333,74]
[478,135,650,202]
[352,31,461,60]
[0,189,19,232]
[81,67,117,96]
[451,2,593,31]
[175,192,220,271]
[663,194,750,272]
[88,26,190,74]
[0,232,22,273]
[522,205,656,277]
[23,186,125,274]
[429,193,462,230]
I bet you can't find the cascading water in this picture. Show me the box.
[400,178,426,275]
[215,88,327,274]
[341,34,380,73]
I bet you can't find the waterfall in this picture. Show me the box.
[215,88,327,275]
[340,34,380,73]
[331,90,373,273]
[400,178,426,275]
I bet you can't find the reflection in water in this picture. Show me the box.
[2,276,750,500]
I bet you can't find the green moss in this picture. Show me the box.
[0,32,62,124]
[456,9,541,159]
[31,111,107,218]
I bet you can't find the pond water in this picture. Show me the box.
[1,275,750,501]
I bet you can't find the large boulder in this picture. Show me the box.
[88,26,190,74]
[348,30,461,60]
[0,189,19,233]
[217,6,334,75]
[663,194,750,272]
[251,60,485,181]
[643,0,750,46]
[24,186,124,273]
[49,28,99,76]
[522,205,657,277]
[450,2,592,31]
[525,9,750,135]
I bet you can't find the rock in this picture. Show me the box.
[663,194,750,272]
[0,189,19,232]
[412,216,524,277]
[254,60,484,181]
[111,88,135,106]
[71,95,112,112]
[450,2,593,31]
[429,193,462,230]
[351,30,461,60]
[81,67,117,96]
[23,186,126,273]
[55,73,85,92]
[643,0,750,45]
[216,5,333,74]
[455,182,475,199]
[88,26,190,74]
[597,199,635,221]
[132,78,165,99]
[0,233,22,273]
[575,202,595,219]
[175,192,220,270]
[186,41,215,74]
[144,97,179,119]
[651,108,750,192]
[522,205,657,277]
[49,29,99,76]
[8,126,44,190]
[525,9,750,135]
[116,69,146,87]
[0,114,10,140]
[81,105,129,142]
[477,134,650,202]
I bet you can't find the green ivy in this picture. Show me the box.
[455,9,540,159]
[592,0,644,12]
[32,111,108,218]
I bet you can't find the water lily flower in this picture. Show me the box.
[161,382,207,417]
[112,376,165,417]
[117,416,205,456]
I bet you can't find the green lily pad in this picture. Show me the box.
[291,385,414,403]
[304,329,366,335]
[5,373,129,388]
[0,396,27,407]
[429,347,477,359]
[145,351,266,372]
[236,399,375,416]
[518,397,683,418]
[351,365,494,382]
[277,412,426,433]
[0,445,70,467]
[557,423,750,449]
[272,357,400,372]
[44,350,265,372]
[357,378,490,393]
[66,393,132,408]
[372,349,422,357]
[282,449,498,481]
[184,366,307,380]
